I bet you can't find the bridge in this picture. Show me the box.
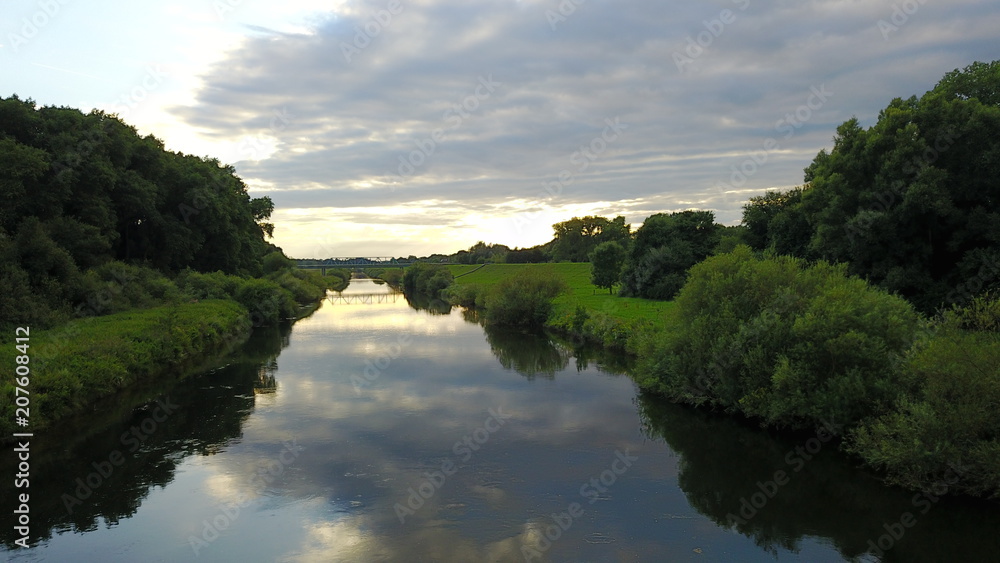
[296,257,414,275]
[297,257,460,274]
[326,292,404,305]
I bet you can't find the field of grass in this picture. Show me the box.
[447,263,674,326]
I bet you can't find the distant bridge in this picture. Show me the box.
[297,257,457,274]
[326,292,404,305]
[298,257,412,268]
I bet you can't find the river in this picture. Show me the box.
[3,278,999,562]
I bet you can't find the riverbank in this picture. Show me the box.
[0,263,347,442]
[379,260,1000,500]
[445,263,668,353]
[0,300,252,441]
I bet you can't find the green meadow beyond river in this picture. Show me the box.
[3,278,999,562]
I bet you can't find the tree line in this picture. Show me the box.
[0,96,285,332]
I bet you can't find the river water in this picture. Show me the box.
[3,278,999,562]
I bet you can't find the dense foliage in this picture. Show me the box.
[743,61,1000,312]
[402,263,454,299]
[551,215,631,262]
[481,270,566,328]
[619,210,721,300]
[0,300,251,437]
[0,96,278,332]
[848,295,1000,497]
[589,240,626,294]
[637,246,922,429]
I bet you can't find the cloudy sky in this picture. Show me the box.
[3,0,997,257]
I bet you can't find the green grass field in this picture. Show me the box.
[447,263,674,325]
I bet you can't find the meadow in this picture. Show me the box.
[446,263,674,352]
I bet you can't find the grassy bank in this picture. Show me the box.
[443,257,1000,499]
[444,263,673,352]
[0,300,252,440]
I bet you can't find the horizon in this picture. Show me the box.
[4,0,997,257]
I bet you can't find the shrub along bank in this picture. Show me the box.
[634,246,1000,498]
[443,263,670,350]
[389,253,1000,499]
[1,260,348,441]
[0,300,250,439]
[386,240,999,498]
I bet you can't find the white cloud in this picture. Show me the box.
[5,0,997,256]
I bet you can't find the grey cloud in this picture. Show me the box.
[173,0,998,251]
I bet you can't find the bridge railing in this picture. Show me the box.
[296,257,415,267]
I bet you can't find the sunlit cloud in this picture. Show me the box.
[6,0,997,256]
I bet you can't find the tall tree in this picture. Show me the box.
[589,241,626,294]
[742,61,1000,312]
[620,210,720,299]
[552,215,631,262]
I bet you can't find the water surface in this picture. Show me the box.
[3,279,999,562]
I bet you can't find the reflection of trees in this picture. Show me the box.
[635,391,1000,562]
[404,293,452,315]
[483,324,569,379]
[255,359,278,394]
[546,332,634,376]
[0,324,292,548]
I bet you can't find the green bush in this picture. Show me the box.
[402,263,454,298]
[445,284,486,308]
[483,270,566,328]
[234,278,297,325]
[271,271,325,304]
[0,300,250,437]
[175,269,242,300]
[324,268,351,291]
[262,250,295,273]
[76,261,181,316]
[848,295,1000,498]
[638,246,921,429]
[380,269,403,288]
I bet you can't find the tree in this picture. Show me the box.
[552,215,631,262]
[589,241,626,294]
[742,60,1000,312]
[620,210,721,299]
[934,60,1000,106]
[0,96,280,328]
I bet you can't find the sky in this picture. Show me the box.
[2,0,998,258]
